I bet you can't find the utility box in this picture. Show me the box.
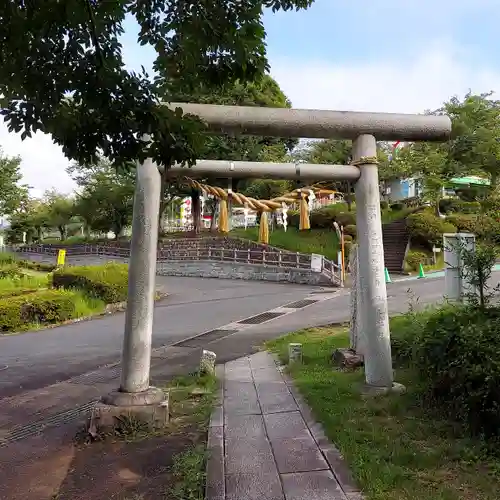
[443,233,476,302]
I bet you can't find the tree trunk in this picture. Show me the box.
[58,226,66,241]
[112,223,122,239]
[191,189,201,233]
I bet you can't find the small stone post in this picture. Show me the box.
[200,350,217,376]
[288,343,303,365]
[353,135,393,389]
[444,232,477,303]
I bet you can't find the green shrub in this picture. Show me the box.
[0,289,78,332]
[380,200,389,210]
[407,211,457,248]
[18,260,57,272]
[335,212,356,227]
[405,250,428,271]
[439,199,481,214]
[413,306,500,437]
[343,234,353,243]
[445,214,478,234]
[390,202,404,211]
[343,224,357,237]
[302,204,356,230]
[0,252,16,265]
[390,311,433,364]
[53,262,129,303]
[0,264,25,279]
[344,240,353,258]
[477,216,500,245]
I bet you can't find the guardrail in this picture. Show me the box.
[12,243,343,286]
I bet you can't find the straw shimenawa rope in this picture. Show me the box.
[181,177,339,242]
[350,156,379,166]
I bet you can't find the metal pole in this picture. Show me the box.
[120,156,161,393]
[353,135,393,388]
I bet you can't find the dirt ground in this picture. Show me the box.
[0,377,213,500]
[54,423,206,500]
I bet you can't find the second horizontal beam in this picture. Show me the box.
[163,160,361,181]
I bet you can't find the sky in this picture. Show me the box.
[1,0,499,196]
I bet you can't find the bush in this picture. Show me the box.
[413,306,500,437]
[477,216,500,245]
[343,234,353,243]
[335,212,356,227]
[445,214,478,234]
[0,252,16,265]
[0,264,26,279]
[18,260,57,272]
[390,202,404,211]
[343,224,357,237]
[53,262,129,303]
[0,289,78,332]
[380,200,389,210]
[344,240,353,258]
[407,211,457,248]
[405,250,428,271]
[305,204,356,230]
[439,199,481,214]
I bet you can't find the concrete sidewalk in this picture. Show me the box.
[207,352,363,500]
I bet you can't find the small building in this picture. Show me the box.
[383,175,490,203]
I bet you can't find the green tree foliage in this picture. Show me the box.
[5,198,49,243]
[0,149,29,215]
[0,1,314,171]
[165,75,297,228]
[291,139,358,209]
[444,92,500,191]
[43,191,75,240]
[69,161,135,238]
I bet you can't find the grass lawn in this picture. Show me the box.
[266,326,500,500]
[231,227,340,260]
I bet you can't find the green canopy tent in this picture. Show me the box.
[448,176,490,187]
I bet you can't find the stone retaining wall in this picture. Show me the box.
[156,260,334,287]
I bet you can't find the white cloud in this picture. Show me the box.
[270,43,499,114]
[1,42,499,195]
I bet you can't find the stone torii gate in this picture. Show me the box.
[96,103,451,421]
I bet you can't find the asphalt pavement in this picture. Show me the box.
[0,276,320,397]
[2,264,499,400]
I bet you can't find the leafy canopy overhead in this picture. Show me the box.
[0,0,314,169]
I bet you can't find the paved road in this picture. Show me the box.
[2,259,499,399]
[0,275,321,397]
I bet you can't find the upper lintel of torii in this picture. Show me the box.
[165,102,452,142]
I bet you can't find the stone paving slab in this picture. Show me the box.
[206,351,364,500]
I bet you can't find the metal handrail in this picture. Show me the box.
[14,243,342,284]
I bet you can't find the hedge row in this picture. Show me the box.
[439,198,481,214]
[52,262,129,303]
[391,306,500,438]
[0,289,79,332]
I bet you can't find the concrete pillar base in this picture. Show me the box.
[102,387,165,406]
[360,382,406,397]
[89,387,169,432]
